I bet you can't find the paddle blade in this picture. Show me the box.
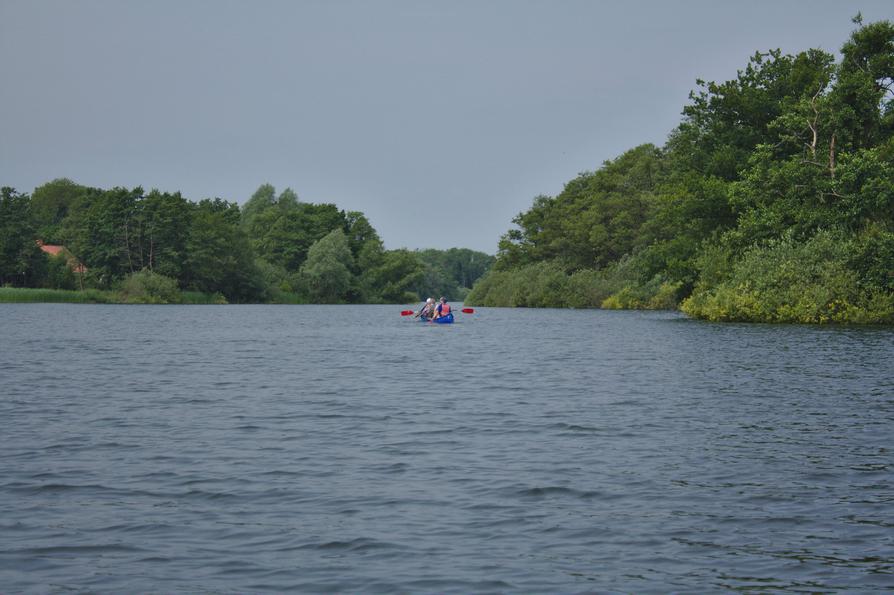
[461,308,474,314]
[400,310,414,316]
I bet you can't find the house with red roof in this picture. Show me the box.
[36,241,87,273]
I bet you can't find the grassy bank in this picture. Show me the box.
[0,287,227,304]
[0,287,116,303]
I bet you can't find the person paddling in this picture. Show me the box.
[431,296,451,321]
[415,297,435,320]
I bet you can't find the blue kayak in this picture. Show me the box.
[422,312,454,324]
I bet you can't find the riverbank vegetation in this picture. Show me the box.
[0,284,230,305]
[0,287,114,304]
[0,181,493,304]
[466,17,894,323]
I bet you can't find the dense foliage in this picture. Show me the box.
[0,181,492,304]
[467,18,894,323]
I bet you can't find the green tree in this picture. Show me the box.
[361,248,424,303]
[277,187,300,212]
[829,18,894,153]
[0,188,46,286]
[241,184,302,245]
[30,178,87,243]
[496,144,663,272]
[241,183,277,232]
[472,19,894,318]
[253,202,348,272]
[496,194,554,270]
[136,190,192,279]
[344,211,381,262]
[414,247,495,299]
[342,211,385,301]
[44,253,76,290]
[62,186,143,285]
[667,48,837,180]
[184,198,266,302]
[300,228,355,303]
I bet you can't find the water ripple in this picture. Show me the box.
[1,304,892,592]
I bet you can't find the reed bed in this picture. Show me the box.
[0,287,114,303]
[0,287,227,304]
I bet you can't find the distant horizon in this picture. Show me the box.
[2,0,891,253]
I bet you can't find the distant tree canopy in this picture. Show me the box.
[414,248,495,301]
[0,180,493,304]
[467,18,894,323]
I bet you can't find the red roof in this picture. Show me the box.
[37,242,87,273]
[39,244,65,256]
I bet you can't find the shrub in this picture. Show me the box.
[601,275,683,310]
[465,262,570,307]
[850,224,894,293]
[682,229,894,324]
[118,269,182,304]
[564,269,624,308]
[180,290,228,304]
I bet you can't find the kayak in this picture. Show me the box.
[423,312,454,324]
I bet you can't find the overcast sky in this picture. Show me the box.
[1,0,891,253]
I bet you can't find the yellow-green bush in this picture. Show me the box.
[602,277,682,310]
[682,230,894,324]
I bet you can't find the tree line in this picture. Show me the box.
[0,180,493,304]
[466,17,894,324]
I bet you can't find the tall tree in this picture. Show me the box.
[667,48,839,180]
[137,190,192,279]
[241,183,277,232]
[63,186,144,285]
[497,144,664,272]
[277,187,300,212]
[0,188,45,286]
[362,249,424,303]
[300,228,355,303]
[344,211,382,263]
[184,198,266,302]
[253,202,348,272]
[829,18,894,153]
[30,178,87,244]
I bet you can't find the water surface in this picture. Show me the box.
[1,305,892,592]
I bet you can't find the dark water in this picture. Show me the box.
[1,304,892,593]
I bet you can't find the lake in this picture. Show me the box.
[1,304,892,592]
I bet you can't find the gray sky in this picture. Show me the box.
[2,0,891,253]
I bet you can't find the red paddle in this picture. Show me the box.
[403,307,473,316]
